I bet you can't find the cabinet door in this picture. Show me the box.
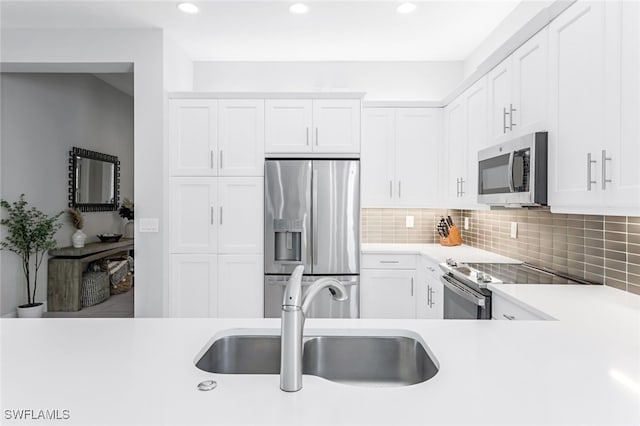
[548,1,611,209]
[218,255,263,318]
[171,178,217,253]
[444,97,466,207]
[170,255,217,318]
[170,100,218,176]
[218,177,264,254]
[360,269,416,319]
[362,108,396,206]
[416,259,443,319]
[608,1,640,212]
[512,28,549,136]
[265,100,313,153]
[487,59,513,141]
[463,77,489,209]
[312,100,361,153]
[395,108,441,207]
[218,100,265,176]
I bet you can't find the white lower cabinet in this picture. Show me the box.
[361,253,443,319]
[170,255,218,318]
[492,293,547,321]
[170,254,263,318]
[416,258,443,319]
[218,255,263,318]
[361,269,416,319]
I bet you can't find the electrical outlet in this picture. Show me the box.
[464,217,470,230]
[405,215,414,228]
[510,222,518,239]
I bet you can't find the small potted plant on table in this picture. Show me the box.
[0,194,62,318]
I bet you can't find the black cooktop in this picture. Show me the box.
[465,263,599,285]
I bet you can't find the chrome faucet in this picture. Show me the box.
[280,265,348,392]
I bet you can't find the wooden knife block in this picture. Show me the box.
[439,225,463,247]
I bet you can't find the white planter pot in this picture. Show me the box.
[17,303,44,318]
[72,229,87,248]
[124,220,134,239]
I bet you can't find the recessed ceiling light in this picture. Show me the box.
[289,3,309,14]
[177,2,199,14]
[396,2,417,14]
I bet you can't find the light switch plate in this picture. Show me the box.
[405,215,414,228]
[510,222,518,239]
[139,218,159,233]
[464,217,469,230]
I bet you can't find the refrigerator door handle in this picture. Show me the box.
[312,167,318,266]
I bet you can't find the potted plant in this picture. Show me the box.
[0,194,62,318]
[67,208,86,248]
[119,198,134,239]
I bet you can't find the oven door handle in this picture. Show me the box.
[440,275,485,307]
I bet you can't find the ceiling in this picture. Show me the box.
[1,0,521,61]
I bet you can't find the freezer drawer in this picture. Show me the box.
[264,275,359,319]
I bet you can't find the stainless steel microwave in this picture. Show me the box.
[477,132,548,207]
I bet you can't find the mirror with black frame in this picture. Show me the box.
[68,147,120,212]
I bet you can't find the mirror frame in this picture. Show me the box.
[68,147,120,212]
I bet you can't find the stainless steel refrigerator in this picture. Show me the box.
[264,159,360,318]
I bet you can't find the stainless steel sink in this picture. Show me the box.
[195,330,439,387]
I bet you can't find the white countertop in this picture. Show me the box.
[2,284,640,426]
[362,243,522,264]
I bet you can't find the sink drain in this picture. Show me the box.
[197,380,217,391]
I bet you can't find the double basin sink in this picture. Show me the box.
[195,329,439,387]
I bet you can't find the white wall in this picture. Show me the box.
[463,1,554,78]
[163,36,193,92]
[193,61,463,101]
[0,73,133,316]
[1,28,164,317]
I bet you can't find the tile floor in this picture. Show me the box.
[44,289,134,318]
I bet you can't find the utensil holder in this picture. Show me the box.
[439,225,463,246]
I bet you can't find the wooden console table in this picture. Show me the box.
[47,239,134,311]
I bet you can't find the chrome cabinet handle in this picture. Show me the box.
[410,278,414,297]
[456,178,460,197]
[398,181,402,198]
[503,107,509,134]
[509,104,517,130]
[210,207,214,225]
[587,153,597,191]
[379,260,399,264]
[219,150,223,169]
[389,181,393,199]
[459,178,465,196]
[219,206,223,225]
[210,150,214,169]
[427,285,432,307]
[306,127,310,146]
[315,128,319,146]
[602,150,612,190]
[503,314,516,320]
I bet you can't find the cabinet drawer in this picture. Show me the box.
[492,294,546,321]
[361,254,416,270]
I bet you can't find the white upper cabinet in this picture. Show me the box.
[218,177,264,254]
[548,1,618,211]
[218,100,265,176]
[362,108,395,206]
[170,100,218,176]
[463,77,490,209]
[217,255,264,318]
[170,178,218,254]
[312,99,361,153]
[608,1,640,212]
[265,100,313,153]
[444,96,466,207]
[264,99,361,155]
[362,107,440,207]
[487,28,549,144]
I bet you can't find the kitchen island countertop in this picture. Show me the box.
[2,283,640,426]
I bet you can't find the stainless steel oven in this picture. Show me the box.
[440,274,491,320]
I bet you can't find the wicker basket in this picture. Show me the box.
[81,271,110,307]
[111,273,133,295]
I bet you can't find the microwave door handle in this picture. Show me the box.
[507,151,515,192]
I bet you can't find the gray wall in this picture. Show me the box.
[0,73,133,315]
